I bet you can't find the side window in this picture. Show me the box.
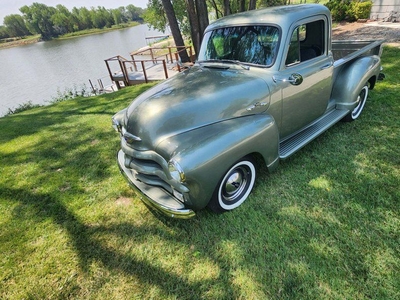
[285,19,325,67]
[285,28,300,66]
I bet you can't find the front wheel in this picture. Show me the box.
[208,157,256,213]
[343,84,369,122]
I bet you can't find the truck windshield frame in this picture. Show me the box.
[198,25,280,68]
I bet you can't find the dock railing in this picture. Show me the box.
[104,55,136,89]
[104,45,194,89]
[130,45,193,72]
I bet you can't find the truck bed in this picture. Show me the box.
[332,39,384,81]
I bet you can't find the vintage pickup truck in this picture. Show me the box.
[112,4,384,218]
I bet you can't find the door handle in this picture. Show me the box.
[320,63,333,70]
[273,73,303,86]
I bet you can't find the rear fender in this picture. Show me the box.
[332,55,381,111]
[156,114,279,210]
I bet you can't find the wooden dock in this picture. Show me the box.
[104,45,193,90]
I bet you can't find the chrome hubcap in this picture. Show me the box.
[223,167,249,202]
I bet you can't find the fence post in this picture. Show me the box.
[104,59,114,83]
[189,46,193,62]
[150,48,155,64]
[141,61,148,83]
[175,53,181,72]
[131,55,138,72]
[169,47,173,63]
[89,79,96,94]
[162,60,168,79]
[121,60,129,87]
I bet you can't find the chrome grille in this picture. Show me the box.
[120,135,189,194]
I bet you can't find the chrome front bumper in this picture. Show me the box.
[117,150,196,219]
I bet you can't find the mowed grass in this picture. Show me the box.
[1,47,399,299]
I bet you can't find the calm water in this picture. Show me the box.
[0,24,162,116]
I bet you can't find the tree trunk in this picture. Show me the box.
[185,0,209,59]
[248,0,256,11]
[195,0,209,48]
[185,0,200,56]
[160,0,190,62]
[239,0,246,12]
[223,0,231,16]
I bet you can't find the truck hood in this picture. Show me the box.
[125,65,270,150]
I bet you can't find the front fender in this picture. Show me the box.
[332,55,381,111]
[156,114,279,210]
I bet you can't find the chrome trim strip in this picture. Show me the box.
[123,132,142,143]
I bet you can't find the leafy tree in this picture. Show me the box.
[111,8,124,25]
[143,0,168,33]
[3,14,31,37]
[126,4,145,21]
[2,3,145,39]
[72,7,93,30]
[52,5,76,35]
[0,25,10,39]
[90,6,114,28]
[20,3,57,40]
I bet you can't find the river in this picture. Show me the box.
[0,24,163,117]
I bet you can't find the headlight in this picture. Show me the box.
[168,160,186,183]
[112,109,126,133]
[112,117,121,133]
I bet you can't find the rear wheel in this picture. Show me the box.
[208,157,256,213]
[343,84,369,122]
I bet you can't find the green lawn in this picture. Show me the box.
[0,47,399,299]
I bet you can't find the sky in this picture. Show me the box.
[0,0,148,25]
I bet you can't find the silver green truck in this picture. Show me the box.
[112,4,384,218]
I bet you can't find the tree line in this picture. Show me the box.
[0,3,145,40]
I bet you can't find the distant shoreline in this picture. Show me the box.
[0,22,140,50]
[0,35,42,50]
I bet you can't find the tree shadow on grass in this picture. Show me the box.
[1,185,222,298]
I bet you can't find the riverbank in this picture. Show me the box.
[57,22,140,40]
[0,35,42,50]
[0,22,140,50]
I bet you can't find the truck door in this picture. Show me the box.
[275,18,334,139]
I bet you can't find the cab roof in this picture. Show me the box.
[206,4,331,31]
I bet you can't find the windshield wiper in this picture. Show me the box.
[199,59,250,70]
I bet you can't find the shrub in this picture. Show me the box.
[5,101,41,116]
[49,84,92,103]
[326,0,372,22]
[350,0,373,20]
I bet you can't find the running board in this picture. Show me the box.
[279,109,349,159]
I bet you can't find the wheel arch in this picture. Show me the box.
[332,55,381,111]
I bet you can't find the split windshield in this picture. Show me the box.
[198,25,280,67]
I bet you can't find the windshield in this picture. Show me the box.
[198,25,280,67]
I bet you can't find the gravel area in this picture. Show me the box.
[332,21,400,46]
